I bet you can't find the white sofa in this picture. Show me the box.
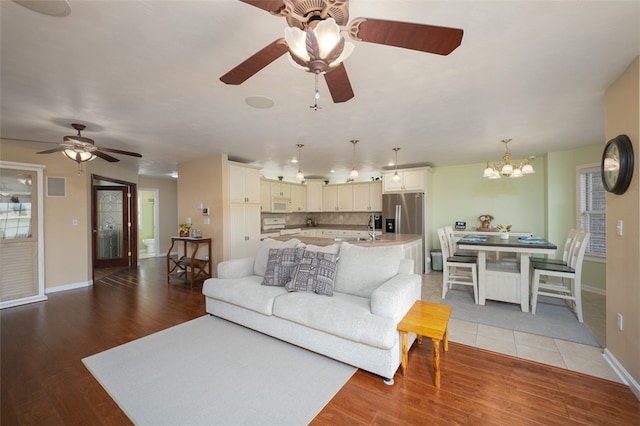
[202,239,421,383]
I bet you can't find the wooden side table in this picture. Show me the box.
[397,301,452,387]
[166,237,212,288]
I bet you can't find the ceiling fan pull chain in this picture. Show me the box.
[309,72,322,111]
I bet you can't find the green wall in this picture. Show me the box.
[430,143,606,292]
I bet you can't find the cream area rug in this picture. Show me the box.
[83,316,356,425]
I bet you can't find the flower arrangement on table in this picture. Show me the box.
[496,224,512,232]
[178,223,192,237]
[478,214,494,231]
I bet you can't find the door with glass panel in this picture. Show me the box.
[0,164,45,308]
[93,186,130,268]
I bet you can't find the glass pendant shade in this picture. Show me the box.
[392,171,401,182]
[521,162,535,174]
[62,149,95,163]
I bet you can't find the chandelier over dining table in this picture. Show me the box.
[483,139,535,179]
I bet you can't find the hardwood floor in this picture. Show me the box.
[2,258,638,425]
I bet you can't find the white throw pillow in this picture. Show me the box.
[253,238,301,277]
[333,242,403,298]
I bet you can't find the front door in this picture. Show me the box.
[93,186,130,268]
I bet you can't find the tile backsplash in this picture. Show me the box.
[262,212,382,228]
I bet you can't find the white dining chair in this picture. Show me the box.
[531,228,577,266]
[438,228,478,304]
[444,226,478,258]
[530,231,590,322]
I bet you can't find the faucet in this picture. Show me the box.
[368,214,376,241]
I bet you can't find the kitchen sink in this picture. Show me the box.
[333,236,387,242]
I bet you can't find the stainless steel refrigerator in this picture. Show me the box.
[382,192,425,272]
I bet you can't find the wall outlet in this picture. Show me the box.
[617,313,624,331]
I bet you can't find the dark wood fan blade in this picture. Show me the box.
[324,63,354,103]
[220,38,289,85]
[99,147,142,158]
[93,151,120,163]
[239,0,284,13]
[37,147,66,154]
[349,18,463,56]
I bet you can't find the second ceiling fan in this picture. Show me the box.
[220,0,464,103]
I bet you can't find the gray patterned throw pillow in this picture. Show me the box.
[262,247,305,286]
[286,250,338,296]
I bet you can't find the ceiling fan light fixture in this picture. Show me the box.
[62,148,95,163]
[284,18,354,74]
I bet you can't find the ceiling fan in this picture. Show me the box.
[220,0,464,103]
[37,123,142,163]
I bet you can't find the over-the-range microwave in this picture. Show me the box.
[271,197,292,213]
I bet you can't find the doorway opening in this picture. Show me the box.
[138,188,159,259]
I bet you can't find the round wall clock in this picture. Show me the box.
[601,134,634,195]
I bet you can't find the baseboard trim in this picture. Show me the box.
[603,348,640,400]
[46,280,92,294]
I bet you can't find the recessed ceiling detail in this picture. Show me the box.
[245,96,275,109]
[13,0,71,17]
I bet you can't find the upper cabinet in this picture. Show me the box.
[322,184,354,212]
[382,167,429,193]
[270,181,291,198]
[352,181,382,211]
[290,184,307,212]
[305,180,323,212]
[229,163,261,203]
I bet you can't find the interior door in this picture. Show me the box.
[93,186,130,268]
[0,164,45,308]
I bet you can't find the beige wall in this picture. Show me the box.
[605,56,640,387]
[177,154,227,274]
[1,140,139,289]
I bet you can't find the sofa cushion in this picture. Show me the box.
[254,238,301,277]
[285,251,338,296]
[299,243,341,255]
[262,247,305,287]
[202,275,287,315]
[333,242,404,298]
[272,291,397,349]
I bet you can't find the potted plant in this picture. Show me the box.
[178,223,191,237]
[496,223,512,239]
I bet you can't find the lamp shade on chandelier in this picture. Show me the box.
[62,148,95,163]
[284,18,355,75]
[483,139,535,179]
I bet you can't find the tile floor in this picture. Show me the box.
[423,272,621,383]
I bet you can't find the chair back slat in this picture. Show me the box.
[561,229,578,263]
[437,228,451,259]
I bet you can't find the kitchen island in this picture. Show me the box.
[273,233,424,274]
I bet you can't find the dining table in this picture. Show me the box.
[457,235,557,312]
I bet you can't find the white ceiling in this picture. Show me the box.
[1,1,639,181]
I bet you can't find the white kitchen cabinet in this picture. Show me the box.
[270,181,291,198]
[352,181,382,211]
[298,228,316,237]
[229,163,261,260]
[305,180,323,212]
[290,184,306,212]
[323,184,353,211]
[382,168,428,193]
[229,163,261,203]
[229,204,261,259]
[260,180,271,212]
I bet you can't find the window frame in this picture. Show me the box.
[576,163,606,263]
